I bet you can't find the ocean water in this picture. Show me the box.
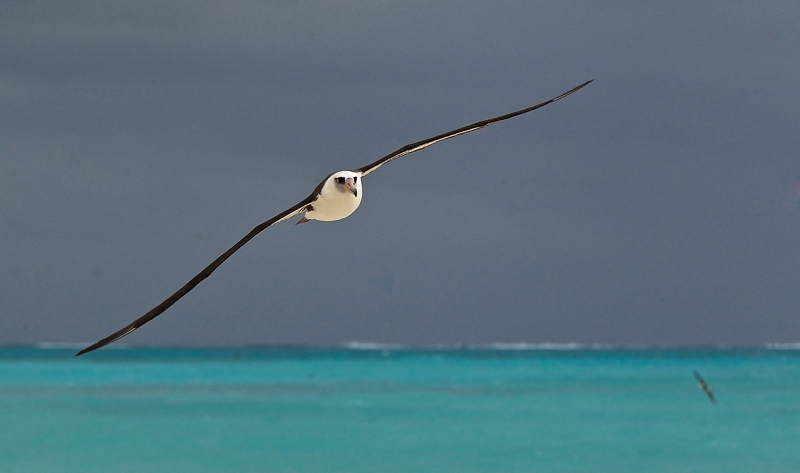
[1,346,799,472]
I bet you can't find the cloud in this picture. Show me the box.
[2,1,799,346]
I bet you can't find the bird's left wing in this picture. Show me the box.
[354,80,593,177]
[693,370,705,384]
[75,190,322,356]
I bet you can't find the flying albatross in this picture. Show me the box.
[693,370,717,405]
[76,80,593,356]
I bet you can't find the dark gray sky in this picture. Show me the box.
[2,2,798,347]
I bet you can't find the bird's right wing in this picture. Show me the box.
[75,188,322,356]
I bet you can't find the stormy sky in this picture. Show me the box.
[1,2,798,347]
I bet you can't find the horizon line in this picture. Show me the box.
[8,341,800,351]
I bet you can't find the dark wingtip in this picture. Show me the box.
[75,339,110,357]
[75,346,92,357]
[552,79,594,102]
[75,325,137,357]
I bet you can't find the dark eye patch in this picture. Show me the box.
[336,177,345,183]
[353,176,358,183]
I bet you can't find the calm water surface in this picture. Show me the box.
[1,346,799,472]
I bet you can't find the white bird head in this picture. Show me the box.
[331,170,361,198]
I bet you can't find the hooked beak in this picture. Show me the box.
[345,177,358,197]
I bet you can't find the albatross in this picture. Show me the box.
[76,80,593,356]
[693,370,717,405]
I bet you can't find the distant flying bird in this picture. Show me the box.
[693,370,717,405]
[76,80,593,357]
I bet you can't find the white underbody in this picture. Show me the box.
[304,171,363,222]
